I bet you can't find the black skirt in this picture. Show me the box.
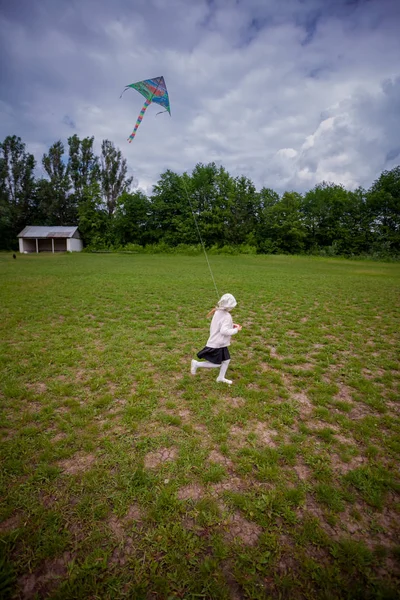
[197,346,230,365]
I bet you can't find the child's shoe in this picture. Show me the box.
[216,376,232,385]
[190,360,198,375]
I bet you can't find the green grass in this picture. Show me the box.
[1,251,400,599]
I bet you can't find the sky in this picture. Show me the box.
[1,0,400,195]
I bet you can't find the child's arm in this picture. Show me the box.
[220,315,240,336]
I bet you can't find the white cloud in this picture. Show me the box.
[0,0,399,194]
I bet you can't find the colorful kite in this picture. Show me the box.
[121,76,171,142]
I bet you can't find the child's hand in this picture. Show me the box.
[234,323,242,331]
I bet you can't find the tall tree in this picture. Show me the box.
[149,169,191,245]
[68,134,100,204]
[113,191,151,246]
[41,141,73,224]
[77,182,110,248]
[302,182,350,251]
[100,140,133,216]
[339,187,372,254]
[0,135,36,248]
[190,163,227,247]
[227,176,260,246]
[267,191,306,253]
[257,188,280,252]
[367,166,400,252]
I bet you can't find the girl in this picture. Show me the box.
[191,293,242,385]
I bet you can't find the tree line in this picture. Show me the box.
[1,134,399,257]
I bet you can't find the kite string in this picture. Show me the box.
[181,177,220,301]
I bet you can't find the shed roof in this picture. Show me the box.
[18,226,79,239]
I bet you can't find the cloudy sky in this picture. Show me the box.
[1,0,399,194]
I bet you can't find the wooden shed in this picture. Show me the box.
[18,226,83,253]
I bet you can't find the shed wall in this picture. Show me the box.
[67,238,83,251]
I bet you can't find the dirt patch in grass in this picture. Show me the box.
[125,504,142,522]
[229,421,278,449]
[260,362,278,373]
[108,514,125,540]
[208,449,234,468]
[387,401,399,415]
[178,483,205,501]
[192,424,213,444]
[108,398,127,414]
[301,495,400,562]
[107,504,142,542]
[298,496,337,538]
[293,462,311,481]
[221,561,243,600]
[26,382,47,394]
[144,447,177,469]
[348,401,374,420]
[228,397,246,408]
[292,362,315,371]
[253,422,278,447]
[108,424,129,437]
[1,429,15,441]
[210,476,246,496]
[58,452,96,475]
[330,453,366,474]
[74,369,88,383]
[51,431,67,442]
[26,401,43,413]
[107,382,118,394]
[17,552,72,600]
[110,536,135,566]
[40,493,57,508]
[229,425,247,448]
[54,406,70,415]
[224,512,262,546]
[0,513,21,533]
[269,346,284,360]
[292,391,313,417]
[333,432,355,445]
[177,408,192,420]
[335,384,354,403]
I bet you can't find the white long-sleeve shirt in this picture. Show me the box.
[206,309,238,348]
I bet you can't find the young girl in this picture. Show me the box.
[191,293,242,385]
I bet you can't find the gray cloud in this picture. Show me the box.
[0,0,399,194]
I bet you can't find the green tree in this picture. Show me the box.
[267,191,306,253]
[339,187,372,255]
[100,140,133,216]
[190,163,230,247]
[68,134,100,205]
[0,135,36,249]
[367,166,400,252]
[41,141,73,224]
[257,188,281,252]
[149,169,191,245]
[77,182,110,248]
[227,175,261,246]
[113,191,151,246]
[302,182,350,252]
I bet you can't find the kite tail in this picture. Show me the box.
[128,99,151,142]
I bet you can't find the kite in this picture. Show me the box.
[120,76,171,142]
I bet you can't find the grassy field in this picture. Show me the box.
[0,252,399,600]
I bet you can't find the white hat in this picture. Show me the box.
[217,293,237,310]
